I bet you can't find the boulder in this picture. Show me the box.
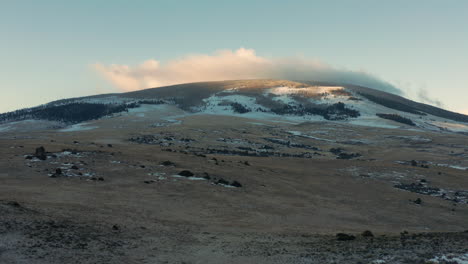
[35,146,47,160]
[361,230,374,237]
[178,170,194,177]
[217,178,230,185]
[161,161,176,166]
[231,181,242,188]
[336,233,356,241]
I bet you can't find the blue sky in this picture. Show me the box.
[1,0,467,113]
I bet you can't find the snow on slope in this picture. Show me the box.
[196,92,324,123]
[5,83,467,133]
[60,123,98,132]
[191,85,468,132]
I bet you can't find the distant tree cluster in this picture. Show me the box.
[359,92,425,115]
[230,102,251,113]
[0,102,142,124]
[134,99,166,105]
[271,102,360,120]
[0,99,173,124]
[376,113,416,126]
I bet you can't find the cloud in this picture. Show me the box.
[94,48,403,95]
[416,88,443,107]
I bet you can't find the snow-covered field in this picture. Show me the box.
[0,119,64,133]
[189,86,468,133]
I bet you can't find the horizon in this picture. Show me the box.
[1,1,467,114]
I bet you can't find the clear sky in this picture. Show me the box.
[1,0,467,114]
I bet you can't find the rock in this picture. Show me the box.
[217,178,230,185]
[336,153,361,160]
[202,172,211,180]
[35,146,47,160]
[112,224,120,231]
[336,233,356,241]
[414,198,422,205]
[361,230,374,237]
[329,148,344,155]
[97,177,104,181]
[178,170,194,177]
[25,155,33,160]
[231,181,242,188]
[161,161,176,166]
[50,168,62,178]
[107,144,113,147]
[244,161,250,166]
[6,201,21,208]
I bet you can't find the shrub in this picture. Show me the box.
[376,113,416,126]
[230,102,250,113]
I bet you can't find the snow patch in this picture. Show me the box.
[430,121,468,132]
[287,131,336,142]
[171,175,207,181]
[0,125,11,132]
[429,253,468,264]
[60,123,98,132]
[436,164,468,171]
[128,104,167,113]
[267,86,344,95]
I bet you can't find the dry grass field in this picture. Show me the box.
[0,107,467,263]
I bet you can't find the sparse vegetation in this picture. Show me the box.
[376,113,416,126]
[271,102,360,120]
[0,102,140,124]
[0,99,170,124]
[230,102,250,113]
[336,233,356,241]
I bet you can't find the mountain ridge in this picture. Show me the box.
[1,79,467,134]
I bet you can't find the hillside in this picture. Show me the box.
[1,80,468,134]
[0,80,467,263]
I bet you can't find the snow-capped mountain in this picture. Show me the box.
[1,79,468,134]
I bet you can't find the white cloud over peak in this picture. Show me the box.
[93,48,403,95]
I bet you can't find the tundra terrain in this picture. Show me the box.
[0,80,467,263]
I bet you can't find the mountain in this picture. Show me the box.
[1,80,467,263]
[1,79,468,134]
